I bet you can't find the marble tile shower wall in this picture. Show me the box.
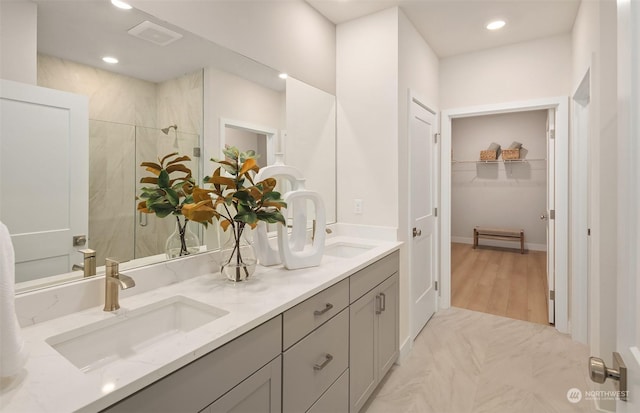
[37,55,203,263]
[89,120,136,265]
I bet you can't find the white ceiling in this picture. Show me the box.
[34,0,581,86]
[34,0,283,89]
[306,0,581,57]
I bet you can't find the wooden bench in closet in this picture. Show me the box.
[473,227,525,254]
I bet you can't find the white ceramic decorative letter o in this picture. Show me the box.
[253,161,304,266]
[277,190,326,270]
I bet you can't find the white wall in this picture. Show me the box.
[336,8,399,228]
[451,111,547,250]
[130,0,336,94]
[0,0,37,84]
[397,9,439,355]
[571,1,618,410]
[440,34,572,110]
[285,77,337,224]
[337,7,440,355]
[398,8,440,239]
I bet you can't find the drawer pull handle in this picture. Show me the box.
[313,353,334,371]
[313,303,334,316]
[380,292,386,312]
[375,294,382,314]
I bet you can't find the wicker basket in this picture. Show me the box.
[502,148,520,160]
[480,150,498,161]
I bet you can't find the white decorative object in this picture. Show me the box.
[0,221,28,378]
[277,190,326,270]
[253,155,306,266]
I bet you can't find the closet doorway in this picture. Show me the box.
[449,110,548,325]
[440,97,569,333]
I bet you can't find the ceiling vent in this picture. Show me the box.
[127,21,183,46]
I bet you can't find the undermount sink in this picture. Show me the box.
[324,242,374,258]
[46,296,228,373]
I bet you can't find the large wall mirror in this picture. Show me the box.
[6,0,336,293]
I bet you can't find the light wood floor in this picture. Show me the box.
[451,242,549,325]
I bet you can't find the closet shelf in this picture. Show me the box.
[451,158,546,164]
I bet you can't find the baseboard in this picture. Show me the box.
[397,335,412,365]
[451,236,547,252]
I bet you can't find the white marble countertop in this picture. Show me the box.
[0,236,401,413]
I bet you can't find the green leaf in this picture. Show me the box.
[158,169,170,188]
[220,163,237,175]
[262,191,283,201]
[222,146,239,161]
[256,210,286,225]
[148,202,174,218]
[182,194,194,205]
[165,188,179,206]
[233,190,255,204]
[234,210,257,225]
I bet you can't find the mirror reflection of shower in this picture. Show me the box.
[161,124,179,149]
[88,120,201,266]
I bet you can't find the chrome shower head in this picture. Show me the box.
[161,124,177,135]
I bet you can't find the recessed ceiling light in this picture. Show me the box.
[111,0,132,10]
[279,73,288,79]
[102,56,119,64]
[486,20,506,30]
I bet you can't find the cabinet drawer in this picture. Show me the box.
[306,368,349,413]
[350,251,399,303]
[283,278,349,349]
[283,308,349,413]
[103,316,282,413]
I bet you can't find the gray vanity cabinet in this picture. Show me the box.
[102,316,282,413]
[282,278,350,413]
[201,356,281,413]
[103,250,400,413]
[349,252,400,413]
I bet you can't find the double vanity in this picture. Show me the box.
[1,234,401,413]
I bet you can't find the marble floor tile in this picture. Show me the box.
[364,307,598,413]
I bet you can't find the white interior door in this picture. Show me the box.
[0,80,88,282]
[410,96,438,340]
[614,0,639,409]
[546,108,556,325]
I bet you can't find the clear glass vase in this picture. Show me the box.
[165,216,200,259]
[220,223,257,282]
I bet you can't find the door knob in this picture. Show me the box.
[412,228,422,237]
[540,213,547,221]
[589,353,627,401]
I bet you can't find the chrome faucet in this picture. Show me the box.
[72,249,96,277]
[104,258,135,312]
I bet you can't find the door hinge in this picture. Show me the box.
[549,130,556,140]
[549,209,555,220]
[550,290,555,300]
[193,147,201,157]
[588,228,591,236]
[434,133,440,143]
[434,207,438,217]
[435,281,439,291]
